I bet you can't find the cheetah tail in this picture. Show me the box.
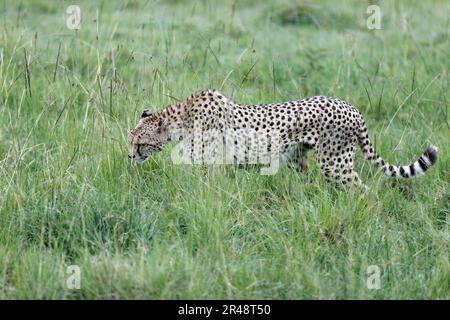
[357,125,438,179]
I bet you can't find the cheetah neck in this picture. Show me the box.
[158,100,190,141]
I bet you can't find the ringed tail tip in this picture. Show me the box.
[425,144,438,165]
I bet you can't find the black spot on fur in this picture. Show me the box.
[418,156,428,171]
[399,166,408,178]
[409,164,415,176]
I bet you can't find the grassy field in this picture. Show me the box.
[0,0,449,299]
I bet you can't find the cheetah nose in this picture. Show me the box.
[128,154,134,159]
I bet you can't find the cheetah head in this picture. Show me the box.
[128,110,169,163]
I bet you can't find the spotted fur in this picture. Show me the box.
[128,89,438,190]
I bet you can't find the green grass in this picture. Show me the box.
[0,0,449,299]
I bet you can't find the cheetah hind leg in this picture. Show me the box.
[324,166,369,193]
[347,170,370,193]
[317,155,369,192]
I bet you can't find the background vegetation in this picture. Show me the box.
[0,0,448,299]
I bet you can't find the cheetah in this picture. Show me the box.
[128,89,438,190]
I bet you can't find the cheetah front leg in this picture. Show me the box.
[299,147,309,173]
[287,144,310,173]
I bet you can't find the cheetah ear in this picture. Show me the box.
[141,109,152,118]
